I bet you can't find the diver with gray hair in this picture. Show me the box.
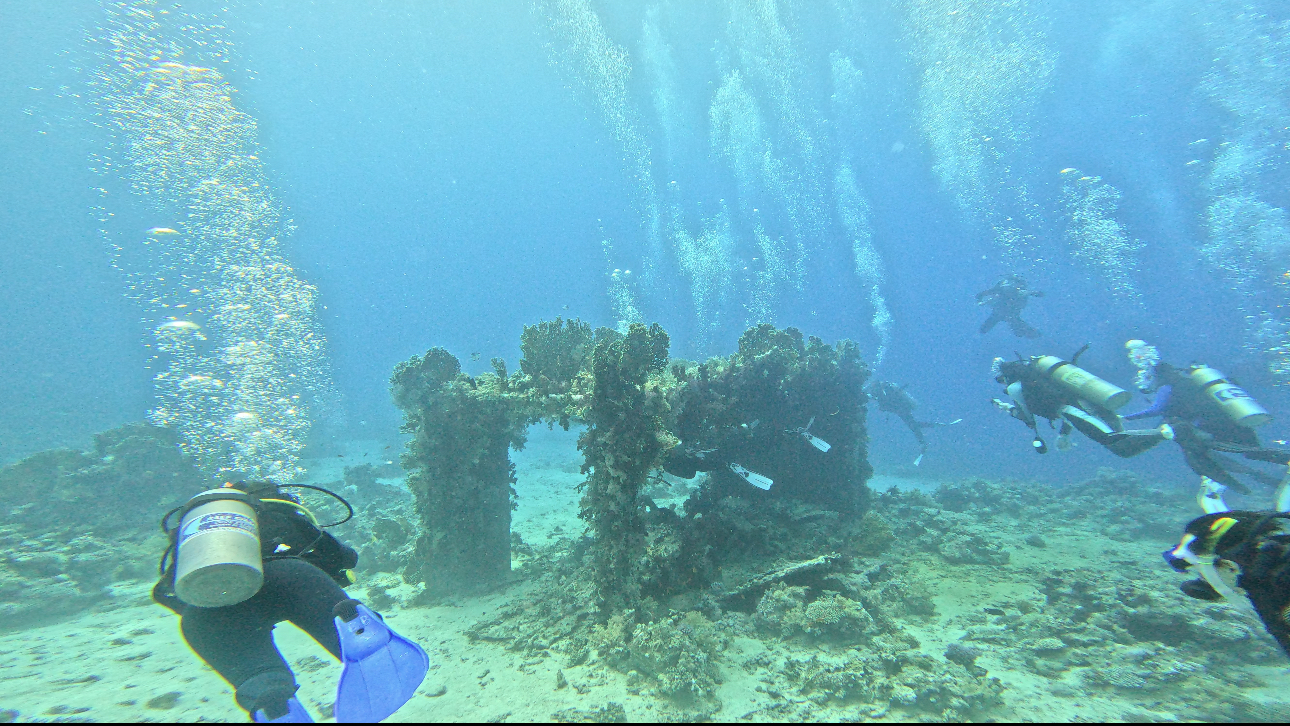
[154,481,428,723]
[1123,339,1289,496]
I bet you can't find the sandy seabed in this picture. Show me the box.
[5,427,1290,723]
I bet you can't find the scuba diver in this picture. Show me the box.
[1166,509,1290,658]
[1124,339,1288,496]
[866,380,962,466]
[662,437,774,490]
[155,481,428,723]
[976,274,1044,338]
[661,416,836,492]
[990,343,1171,456]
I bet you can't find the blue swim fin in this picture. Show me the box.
[333,599,429,723]
[253,696,313,723]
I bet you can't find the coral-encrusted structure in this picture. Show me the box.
[391,347,529,596]
[577,323,675,613]
[669,324,872,512]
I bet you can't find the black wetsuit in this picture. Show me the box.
[977,278,1043,338]
[1126,363,1289,494]
[995,356,1164,457]
[868,381,935,455]
[154,492,357,719]
[1178,512,1290,657]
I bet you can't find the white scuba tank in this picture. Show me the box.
[174,488,264,607]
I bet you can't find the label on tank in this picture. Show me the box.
[1213,387,1252,401]
[179,512,257,545]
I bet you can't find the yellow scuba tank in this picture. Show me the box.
[1032,355,1132,409]
[1188,366,1272,428]
[174,487,264,607]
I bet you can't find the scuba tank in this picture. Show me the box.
[172,487,263,608]
[1188,366,1272,428]
[1032,355,1132,410]
[159,482,356,609]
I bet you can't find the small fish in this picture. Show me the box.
[471,352,481,361]
[232,412,256,421]
[562,304,569,310]
[158,320,201,330]
[1059,167,1077,174]
[146,227,180,236]
[1275,440,1287,446]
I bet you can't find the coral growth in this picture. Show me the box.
[391,347,529,596]
[669,324,872,512]
[578,323,673,614]
[0,424,204,630]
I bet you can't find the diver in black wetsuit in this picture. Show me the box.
[990,345,1169,456]
[866,380,960,466]
[154,482,359,722]
[1167,510,1290,658]
[977,274,1043,338]
[1124,344,1289,495]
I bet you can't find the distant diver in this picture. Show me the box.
[155,481,428,723]
[1166,509,1290,658]
[1123,340,1288,496]
[977,274,1043,338]
[866,380,961,466]
[990,344,1170,456]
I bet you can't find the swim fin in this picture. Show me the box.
[333,599,429,723]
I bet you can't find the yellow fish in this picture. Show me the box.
[1059,168,1077,174]
[146,227,180,236]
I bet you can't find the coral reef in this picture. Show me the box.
[753,584,876,645]
[0,424,204,630]
[593,610,725,706]
[577,323,673,614]
[669,324,872,513]
[391,347,529,597]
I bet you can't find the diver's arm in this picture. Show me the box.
[1124,385,1172,420]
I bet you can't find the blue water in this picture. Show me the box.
[2,0,1289,494]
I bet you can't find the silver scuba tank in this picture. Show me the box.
[174,488,264,608]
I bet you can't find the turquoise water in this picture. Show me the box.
[4,0,1290,722]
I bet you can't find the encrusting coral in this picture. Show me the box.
[391,347,530,596]
[577,322,675,614]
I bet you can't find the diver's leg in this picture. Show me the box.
[979,313,1002,334]
[1007,317,1042,339]
[900,413,928,451]
[180,587,298,718]
[1242,448,1290,466]
[1105,430,1168,458]
[1180,445,1252,495]
[266,558,351,659]
[1218,454,1283,488]
[1061,406,1116,447]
